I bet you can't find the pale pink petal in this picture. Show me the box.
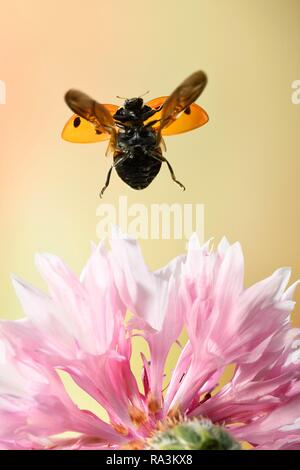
[232,395,300,448]
[32,246,123,356]
[110,226,184,331]
[168,237,296,412]
[0,336,123,448]
[138,277,183,407]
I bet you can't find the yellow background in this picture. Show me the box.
[1,0,300,418]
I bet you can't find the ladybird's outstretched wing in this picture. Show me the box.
[155,71,208,134]
[62,90,118,143]
[62,111,116,143]
[146,96,208,136]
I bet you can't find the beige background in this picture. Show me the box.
[0,0,300,415]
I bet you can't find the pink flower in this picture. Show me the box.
[0,229,300,450]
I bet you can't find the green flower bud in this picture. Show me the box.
[147,418,241,450]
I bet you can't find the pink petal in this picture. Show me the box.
[110,226,184,331]
[0,336,123,447]
[232,395,300,447]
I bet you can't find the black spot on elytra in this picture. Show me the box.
[73,116,81,128]
[96,130,102,135]
[184,106,191,115]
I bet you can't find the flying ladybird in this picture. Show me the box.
[62,71,208,197]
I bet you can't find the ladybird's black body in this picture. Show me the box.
[114,146,162,190]
[111,98,163,190]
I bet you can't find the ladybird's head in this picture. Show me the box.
[114,96,157,123]
[124,97,144,111]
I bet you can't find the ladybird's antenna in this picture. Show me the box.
[139,90,150,98]
[116,91,150,100]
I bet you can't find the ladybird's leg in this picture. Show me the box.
[160,137,167,152]
[99,154,129,198]
[163,158,186,191]
[99,166,113,198]
[151,152,186,191]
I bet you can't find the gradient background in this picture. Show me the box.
[1,0,300,418]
